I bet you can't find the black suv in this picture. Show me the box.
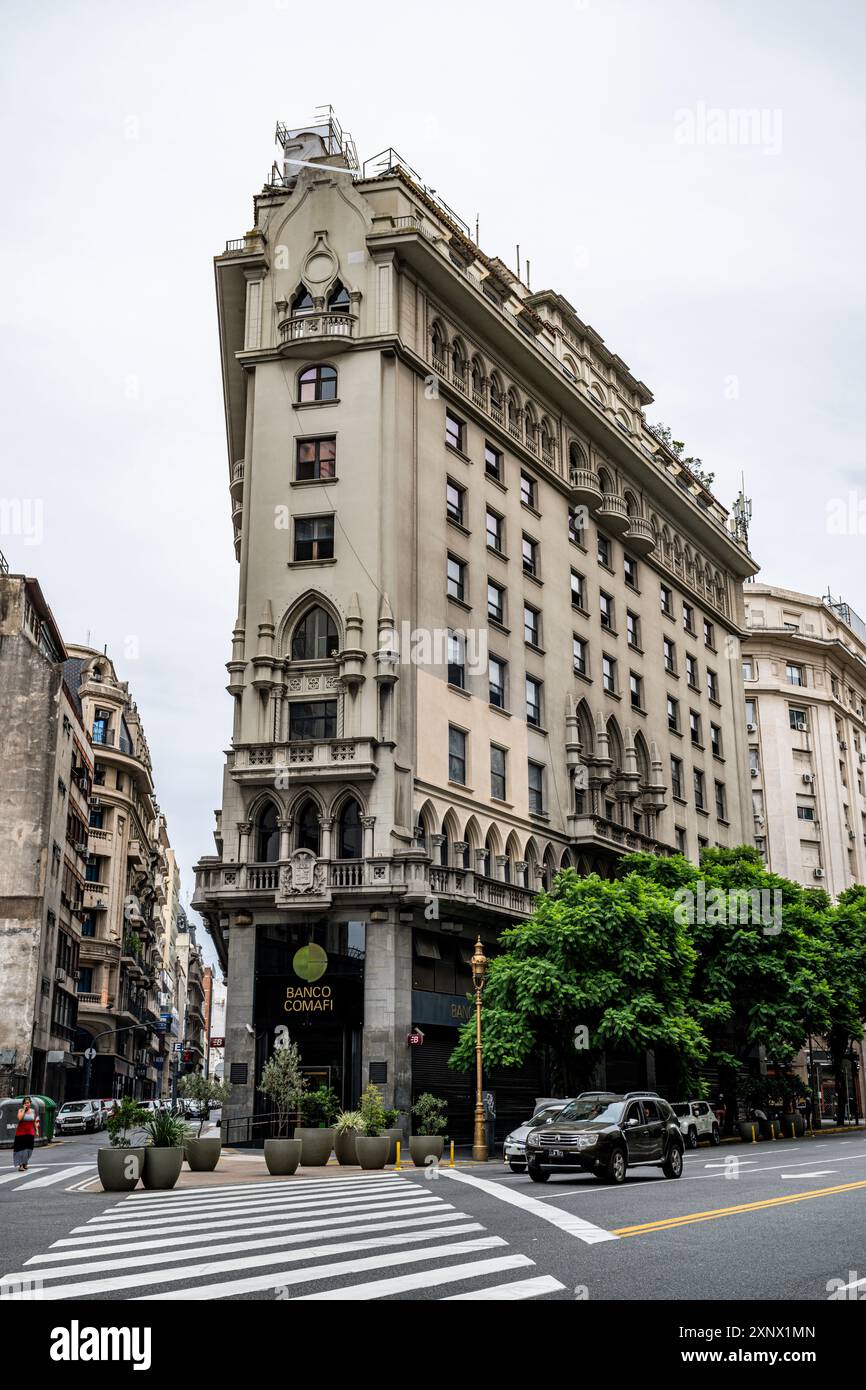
[524,1091,685,1184]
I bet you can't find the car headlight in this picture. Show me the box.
[527,1132,542,1147]
[576,1134,598,1148]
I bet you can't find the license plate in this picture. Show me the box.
[549,1148,564,1157]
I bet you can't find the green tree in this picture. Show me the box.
[258,1039,307,1137]
[822,885,866,1121]
[449,869,706,1092]
[177,1073,233,1137]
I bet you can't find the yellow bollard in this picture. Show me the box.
[751,1124,757,1143]
[770,1123,777,1141]
[395,1140,401,1171]
[449,1139,455,1168]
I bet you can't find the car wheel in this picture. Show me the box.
[508,1162,526,1173]
[605,1147,627,1184]
[686,1126,698,1149]
[527,1161,550,1183]
[663,1143,684,1179]
[710,1123,721,1146]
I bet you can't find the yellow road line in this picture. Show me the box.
[612,1178,866,1237]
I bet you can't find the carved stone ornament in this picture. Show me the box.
[280,848,327,896]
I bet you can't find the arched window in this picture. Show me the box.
[291,607,339,661]
[298,364,338,403]
[471,359,484,395]
[338,799,363,859]
[292,284,314,314]
[255,803,280,863]
[431,324,446,361]
[295,799,320,855]
[327,280,350,311]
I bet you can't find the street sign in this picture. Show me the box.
[210,1036,225,1048]
[84,1047,97,1061]
[173,1042,183,1053]
[407,1030,424,1047]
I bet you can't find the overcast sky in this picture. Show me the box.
[2,0,864,966]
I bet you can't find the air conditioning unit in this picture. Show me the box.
[746,722,757,733]
[802,773,815,784]
[90,796,102,808]
[813,867,825,879]
[54,966,67,983]
[840,741,848,751]
[750,768,759,778]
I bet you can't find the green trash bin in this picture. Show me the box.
[30,1095,57,1143]
[4,1096,56,1145]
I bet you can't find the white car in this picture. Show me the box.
[671,1100,721,1148]
[503,1100,572,1172]
[56,1101,100,1134]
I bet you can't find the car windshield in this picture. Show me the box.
[528,1105,562,1127]
[557,1099,625,1124]
[671,1104,690,1117]
[61,1103,88,1112]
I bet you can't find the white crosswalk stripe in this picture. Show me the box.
[0,1164,95,1191]
[1,1174,567,1301]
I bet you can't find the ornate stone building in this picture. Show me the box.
[193,117,758,1137]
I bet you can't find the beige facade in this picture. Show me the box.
[194,120,759,1132]
[742,584,866,896]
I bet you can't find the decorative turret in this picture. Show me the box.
[251,600,277,690]
[375,592,399,687]
[225,607,247,696]
[339,591,366,691]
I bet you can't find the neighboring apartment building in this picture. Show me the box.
[65,645,175,1100]
[208,977,227,1082]
[176,919,207,1078]
[0,571,93,1101]
[193,117,758,1135]
[742,585,866,894]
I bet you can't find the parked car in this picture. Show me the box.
[671,1100,721,1148]
[140,1099,166,1115]
[524,1092,685,1184]
[503,1100,573,1172]
[55,1101,100,1134]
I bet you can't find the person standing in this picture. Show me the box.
[12,1097,39,1171]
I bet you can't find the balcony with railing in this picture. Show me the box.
[277,312,356,352]
[233,738,378,783]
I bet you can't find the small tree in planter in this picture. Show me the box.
[410,1093,447,1167]
[99,1098,148,1192]
[177,1074,233,1170]
[355,1084,390,1169]
[258,1039,308,1175]
[300,1085,340,1129]
[334,1109,363,1165]
[141,1107,188,1190]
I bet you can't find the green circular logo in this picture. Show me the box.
[293,943,328,982]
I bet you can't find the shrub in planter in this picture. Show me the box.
[178,1073,233,1170]
[410,1093,447,1166]
[99,1098,148,1191]
[354,1084,390,1170]
[335,1110,363,1165]
[142,1108,187,1190]
[301,1085,340,1129]
[381,1110,404,1165]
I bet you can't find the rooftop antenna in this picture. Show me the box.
[731,472,753,550]
[516,244,521,279]
[475,214,479,244]
[526,259,531,288]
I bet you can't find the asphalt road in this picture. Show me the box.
[2,1130,866,1301]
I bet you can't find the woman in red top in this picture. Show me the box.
[12,1097,39,1171]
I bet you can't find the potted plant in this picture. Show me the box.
[354,1084,390,1169]
[334,1109,363,1165]
[294,1083,338,1166]
[410,1093,447,1166]
[98,1097,147,1191]
[177,1074,232,1171]
[142,1107,188,1189]
[258,1039,306,1175]
[382,1108,404,1165]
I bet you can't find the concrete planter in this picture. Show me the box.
[97,1147,144,1192]
[384,1128,404,1165]
[295,1127,335,1167]
[355,1135,390,1170]
[264,1138,302,1176]
[185,1137,221,1172]
[335,1129,358,1165]
[781,1113,806,1138]
[738,1120,760,1143]
[142,1146,183,1190]
[409,1136,445,1167]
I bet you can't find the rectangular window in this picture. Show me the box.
[630,671,643,710]
[490,745,507,801]
[486,508,504,553]
[694,769,706,811]
[707,668,719,702]
[520,472,536,508]
[446,411,465,452]
[787,663,805,687]
[715,781,727,820]
[522,533,538,577]
[602,654,617,694]
[484,442,502,479]
[789,705,808,731]
[446,479,465,525]
[570,569,586,610]
[624,554,638,588]
[667,696,680,732]
[690,709,702,745]
[660,584,673,617]
[448,725,467,784]
[447,631,465,688]
[745,698,757,725]
[686,654,699,689]
[568,508,582,544]
[600,591,614,630]
[663,637,676,673]
[447,555,466,602]
[743,660,755,681]
[597,533,611,568]
[526,676,542,727]
[573,636,587,676]
[797,804,815,822]
[626,610,640,648]
[524,604,540,647]
[749,746,760,773]
[294,515,334,561]
[682,601,694,633]
[671,756,684,800]
[675,826,687,855]
[703,618,715,648]
[296,436,336,481]
[489,656,507,709]
[528,761,545,814]
[487,580,505,624]
[289,700,338,741]
[710,723,722,757]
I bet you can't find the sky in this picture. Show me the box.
[2,0,865,966]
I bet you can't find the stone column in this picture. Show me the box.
[223,920,257,1135]
[237,822,252,863]
[278,818,292,861]
[362,815,376,859]
[362,908,412,1118]
[514,860,528,888]
[431,833,446,866]
[475,848,488,875]
[319,816,334,861]
[495,854,508,881]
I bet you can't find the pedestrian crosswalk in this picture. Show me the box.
[0,1173,568,1301]
[0,1163,95,1191]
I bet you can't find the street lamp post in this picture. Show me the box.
[471,936,488,1162]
